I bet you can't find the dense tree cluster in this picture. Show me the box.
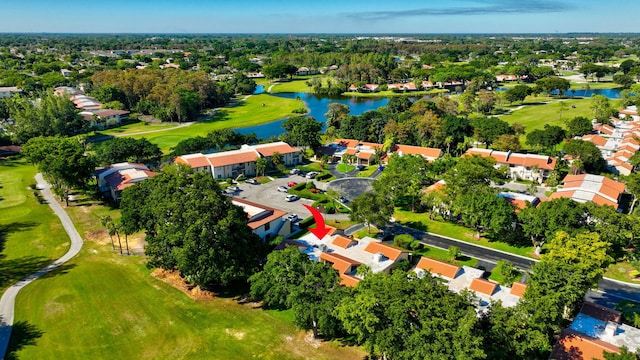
[120,164,267,287]
[91,68,230,122]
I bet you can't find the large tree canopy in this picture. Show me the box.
[120,164,267,287]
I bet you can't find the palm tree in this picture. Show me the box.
[100,215,115,250]
[113,222,123,255]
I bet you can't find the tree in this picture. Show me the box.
[591,94,615,123]
[566,116,594,137]
[626,172,640,214]
[526,124,566,152]
[324,103,350,128]
[448,246,461,260]
[281,115,322,150]
[289,260,345,339]
[443,154,507,198]
[350,192,394,233]
[23,136,95,205]
[491,134,522,152]
[563,139,608,173]
[100,215,116,250]
[249,246,310,310]
[545,231,612,287]
[518,198,587,255]
[373,154,430,211]
[471,116,513,148]
[6,91,87,143]
[504,84,532,104]
[534,77,570,96]
[255,157,267,177]
[603,348,639,360]
[613,74,636,88]
[92,137,161,165]
[120,164,267,287]
[335,271,485,360]
[453,186,516,240]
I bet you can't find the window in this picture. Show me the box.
[264,222,270,231]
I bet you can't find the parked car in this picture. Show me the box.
[285,194,299,202]
[305,171,318,179]
[287,181,297,187]
[356,164,365,171]
[245,178,259,185]
[283,213,299,222]
[290,168,301,175]
[277,186,288,193]
[226,185,240,192]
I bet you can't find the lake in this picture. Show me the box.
[236,92,389,139]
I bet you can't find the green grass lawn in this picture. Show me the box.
[393,209,536,258]
[336,163,355,173]
[0,158,69,293]
[412,245,478,268]
[9,242,365,360]
[356,166,378,178]
[604,262,640,284]
[98,121,180,137]
[569,81,621,90]
[267,79,314,93]
[500,98,593,134]
[130,94,305,153]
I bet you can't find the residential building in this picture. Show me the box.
[231,198,291,241]
[80,109,130,129]
[465,148,557,183]
[293,234,409,287]
[95,163,157,201]
[548,174,626,210]
[392,144,442,162]
[175,141,301,179]
[550,302,640,359]
[387,82,418,91]
[498,192,540,210]
[415,257,526,310]
[582,116,640,175]
[0,86,22,99]
[318,139,442,165]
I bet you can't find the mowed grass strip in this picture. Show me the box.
[394,209,535,258]
[268,79,314,93]
[10,243,365,360]
[132,94,304,152]
[500,98,594,133]
[0,158,69,293]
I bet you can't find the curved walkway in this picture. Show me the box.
[0,173,84,359]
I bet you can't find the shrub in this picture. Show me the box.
[394,234,414,249]
[630,270,640,279]
[448,246,461,260]
[395,259,412,272]
[305,182,316,190]
[316,173,333,181]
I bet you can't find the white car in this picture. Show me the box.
[283,213,299,222]
[245,178,259,185]
[226,185,240,192]
[305,171,318,179]
[285,194,299,202]
[277,186,288,193]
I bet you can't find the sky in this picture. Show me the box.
[2,0,640,34]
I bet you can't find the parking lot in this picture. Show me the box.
[226,173,328,219]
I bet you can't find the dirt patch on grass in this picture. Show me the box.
[151,269,216,300]
[225,328,246,339]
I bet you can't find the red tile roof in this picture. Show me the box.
[394,144,442,160]
[206,150,258,168]
[550,329,620,360]
[581,134,608,147]
[363,242,406,261]
[175,155,211,169]
[253,142,299,157]
[320,252,361,287]
[416,257,461,279]
[469,278,498,296]
[231,198,287,230]
[332,235,357,249]
[510,282,527,297]
[465,148,556,171]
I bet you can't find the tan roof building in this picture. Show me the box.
[549,174,626,209]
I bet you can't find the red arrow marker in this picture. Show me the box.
[303,204,331,240]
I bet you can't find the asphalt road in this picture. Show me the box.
[386,223,640,304]
[0,174,84,359]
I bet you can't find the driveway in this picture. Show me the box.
[326,177,375,202]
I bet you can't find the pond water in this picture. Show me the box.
[253,84,265,95]
[236,92,389,139]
